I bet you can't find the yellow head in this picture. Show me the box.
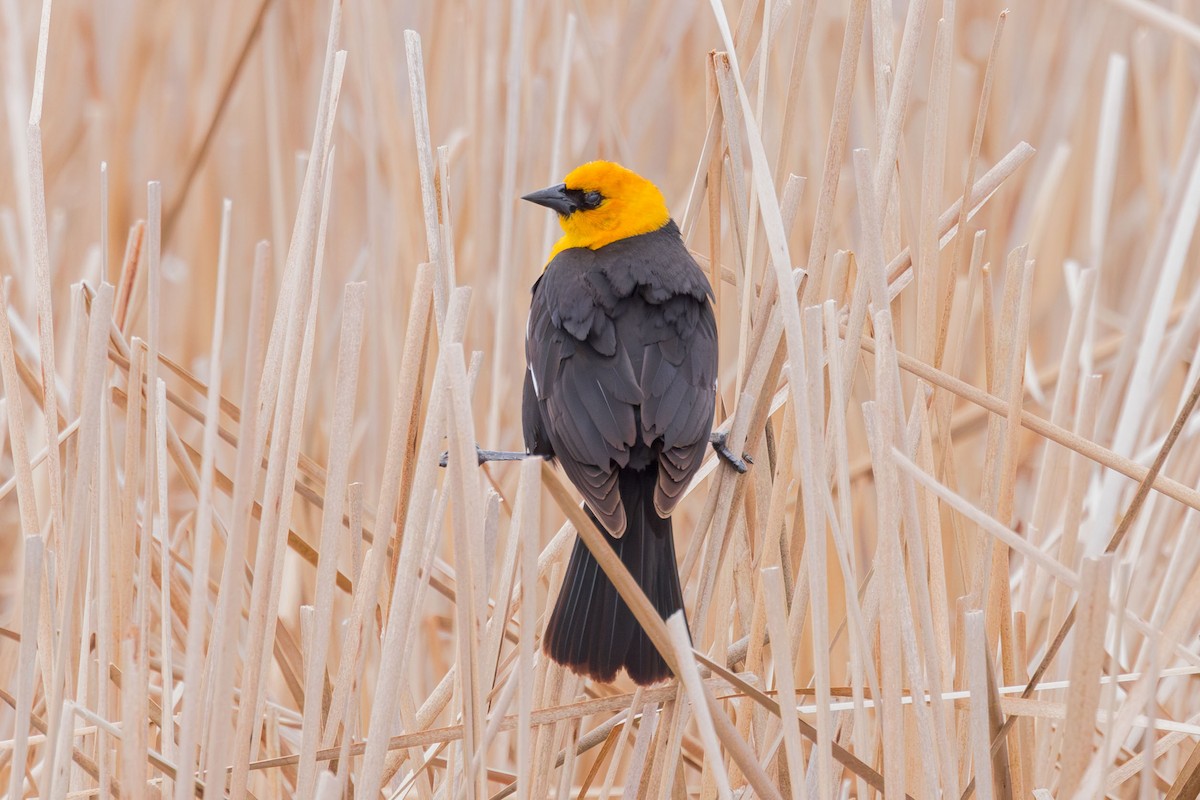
[522,161,671,261]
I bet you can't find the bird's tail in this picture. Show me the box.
[542,467,686,685]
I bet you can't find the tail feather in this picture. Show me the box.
[542,468,685,685]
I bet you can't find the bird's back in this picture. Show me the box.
[522,221,716,532]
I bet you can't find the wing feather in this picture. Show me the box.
[522,225,717,535]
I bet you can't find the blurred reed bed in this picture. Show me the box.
[1,0,1200,797]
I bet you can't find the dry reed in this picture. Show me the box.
[2,0,1200,797]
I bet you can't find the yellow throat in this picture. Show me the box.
[545,161,671,262]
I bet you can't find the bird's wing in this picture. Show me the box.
[524,250,643,536]
[591,222,718,516]
[637,292,718,517]
[525,232,718,534]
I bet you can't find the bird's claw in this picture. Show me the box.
[438,444,484,468]
[710,432,751,474]
[439,445,528,468]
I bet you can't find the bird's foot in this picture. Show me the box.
[477,448,528,465]
[710,432,752,474]
[439,445,529,468]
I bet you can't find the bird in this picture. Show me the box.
[519,160,731,685]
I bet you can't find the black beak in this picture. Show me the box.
[521,183,578,216]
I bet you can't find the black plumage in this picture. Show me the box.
[523,220,717,685]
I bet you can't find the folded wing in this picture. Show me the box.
[523,231,717,537]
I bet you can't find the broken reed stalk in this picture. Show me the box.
[3,2,1200,799]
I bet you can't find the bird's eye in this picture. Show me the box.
[583,191,603,209]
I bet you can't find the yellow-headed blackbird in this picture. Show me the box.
[521,161,719,685]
